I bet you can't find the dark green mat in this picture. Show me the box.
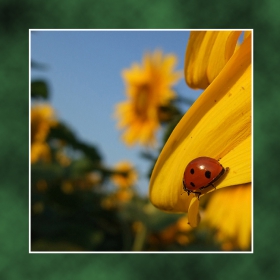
[1,0,279,279]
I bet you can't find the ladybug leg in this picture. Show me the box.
[183,180,186,190]
[186,189,199,199]
[211,183,216,190]
[191,191,201,200]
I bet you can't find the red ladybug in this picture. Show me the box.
[183,157,227,199]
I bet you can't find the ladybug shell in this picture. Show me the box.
[183,157,225,192]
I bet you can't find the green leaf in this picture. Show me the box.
[120,197,184,231]
[31,80,49,99]
[49,122,102,162]
[31,60,48,70]
[68,158,96,179]
[31,162,64,183]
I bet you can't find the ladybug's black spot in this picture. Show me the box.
[190,182,195,188]
[190,168,195,174]
[205,171,211,179]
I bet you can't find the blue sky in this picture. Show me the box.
[30,30,202,195]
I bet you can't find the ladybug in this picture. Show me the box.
[183,157,227,199]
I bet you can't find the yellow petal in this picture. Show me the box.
[185,31,242,89]
[219,135,251,189]
[150,34,251,213]
[204,184,251,250]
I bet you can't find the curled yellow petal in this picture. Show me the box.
[149,33,251,213]
[188,198,200,227]
[185,31,242,89]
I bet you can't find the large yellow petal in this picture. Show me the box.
[150,34,251,213]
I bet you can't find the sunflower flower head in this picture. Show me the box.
[111,161,138,189]
[115,50,182,147]
[149,31,252,233]
[31,103,57,163]
[31,103,57,144]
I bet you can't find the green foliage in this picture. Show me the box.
[31,89,191,250]
[32,187,125,251]
[30,58,223,252]
[31,80,49,99]
[49,122,102,163]
[119,196,184,232]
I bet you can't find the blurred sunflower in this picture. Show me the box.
[108,161,138,204]
[111,161,138,189]
[31,103,57,163]
[115,50,182,147]
[149,31,252,232]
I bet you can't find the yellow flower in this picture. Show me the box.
[115,50,182,147]
[111,161,138,189]
[31,103,57,163]
[31,103,57,143]
[115,188,133,202]
[101,189,133,209]
[31,142,52,163]
[149,31,252,227]
[203,184,251,250]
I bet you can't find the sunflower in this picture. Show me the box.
[30,103,57,163]
[115,50,182,147]
[111,161,138,189]
[149,31,252,231]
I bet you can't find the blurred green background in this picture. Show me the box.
[1,0,279,279]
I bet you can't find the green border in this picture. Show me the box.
[2,0,275,278]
